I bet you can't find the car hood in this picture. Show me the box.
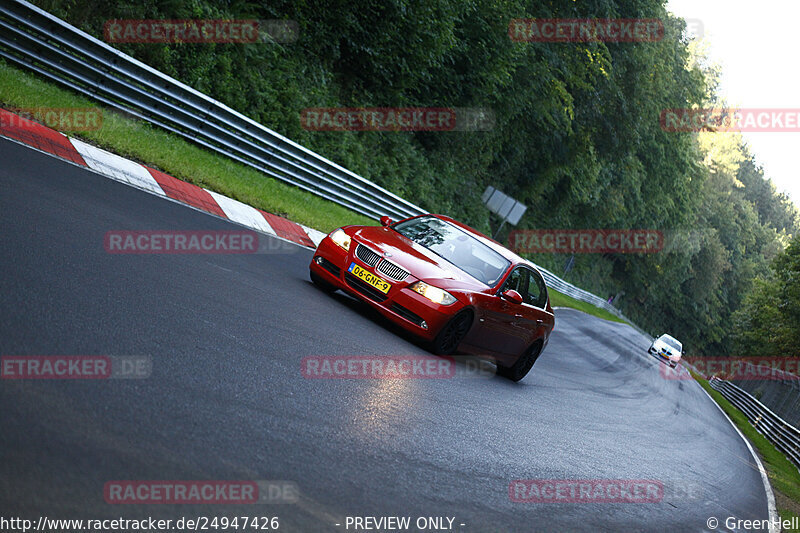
[351,226,488,290]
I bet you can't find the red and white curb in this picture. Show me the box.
[0,108,327,249]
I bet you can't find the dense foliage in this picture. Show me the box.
[34,0,798,356]
[732,236,800,357]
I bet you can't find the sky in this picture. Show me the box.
[666,0,800,205]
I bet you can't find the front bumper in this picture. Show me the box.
[309,235,465,341]
[651,347,680,365]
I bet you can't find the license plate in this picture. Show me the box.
[348,263,392,294]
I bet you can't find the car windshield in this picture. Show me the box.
[661,335,682,351]
[393,216,510,286]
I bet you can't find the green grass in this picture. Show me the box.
[548,287,629,324]
[0,60,373,233]
[693,371,800,523]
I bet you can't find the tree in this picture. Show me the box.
[733,236,800,357]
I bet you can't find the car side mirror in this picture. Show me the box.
[379,216,394,227]
[501,289,523,305]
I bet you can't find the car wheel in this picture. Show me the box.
[497,341,543,382]
[310,270,337,293]
[432,310,473,355]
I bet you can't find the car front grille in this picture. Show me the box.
[376,259,409,281]
[355,244,381,267]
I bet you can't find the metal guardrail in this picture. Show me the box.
[534,263,650,336]
[710,377,800,470]
[536,263,616,311]
[0,0,649,326]
[732,362,800,428]
[0,0,425,221]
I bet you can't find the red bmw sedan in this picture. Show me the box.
[309,214,555,381]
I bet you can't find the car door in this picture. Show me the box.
[515,266,553,346]
[467,266,532,361]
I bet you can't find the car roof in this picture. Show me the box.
[660,334,682,345]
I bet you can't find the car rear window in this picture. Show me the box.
[393,216,510,286]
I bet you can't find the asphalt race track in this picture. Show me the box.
[0,137,772,532]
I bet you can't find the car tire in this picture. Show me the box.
[310,270,337,293]
[497,341,543,382]
[431,309,473,355]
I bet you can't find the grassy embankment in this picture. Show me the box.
[0,60,372,233]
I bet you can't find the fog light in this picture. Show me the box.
[314,256,323,265]
[420,321,428,330]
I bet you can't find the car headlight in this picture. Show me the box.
[329,228,351,251]
[410,281,457,305]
